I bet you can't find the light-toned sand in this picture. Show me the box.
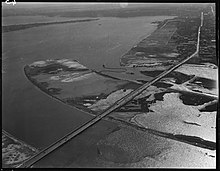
[2,132,38,167]
[88,89,133,112]
[175,64,218,80]
[132,92,216,142]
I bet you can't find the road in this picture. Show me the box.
[211,6,215,17]
[18,12,204,168]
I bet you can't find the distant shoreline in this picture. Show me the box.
[2,18,99,33]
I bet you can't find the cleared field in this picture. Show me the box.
[24,59,139,115]
[120,20,179,66]
[120,17,199,68]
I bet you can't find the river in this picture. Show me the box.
[2,15,175,149]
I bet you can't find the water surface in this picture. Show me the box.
[2,15,174,149]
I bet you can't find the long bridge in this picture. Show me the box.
[18,12,204,168]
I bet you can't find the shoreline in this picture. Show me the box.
[2,18,99,33]
[23,63,142,117]
[2,129,39,153]
[23,65,97,118]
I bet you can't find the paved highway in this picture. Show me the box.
[211,6,215,17]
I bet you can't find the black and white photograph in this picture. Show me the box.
[2,1,218,168]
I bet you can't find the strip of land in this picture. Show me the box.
[2,18,99,33]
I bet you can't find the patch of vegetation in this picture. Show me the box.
[190,77,216,90]
[116,91,170,113]
[140,70,193,84]
[26,63,89,77]
[120,14,200,67]
[199,10,216,65]
[48,88,62,95]
[199,101,218,112]
[179,91,216,106]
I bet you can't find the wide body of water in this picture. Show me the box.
[2,15,174,149]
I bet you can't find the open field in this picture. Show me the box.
[120,16,200,69]
[24,59,139,115]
